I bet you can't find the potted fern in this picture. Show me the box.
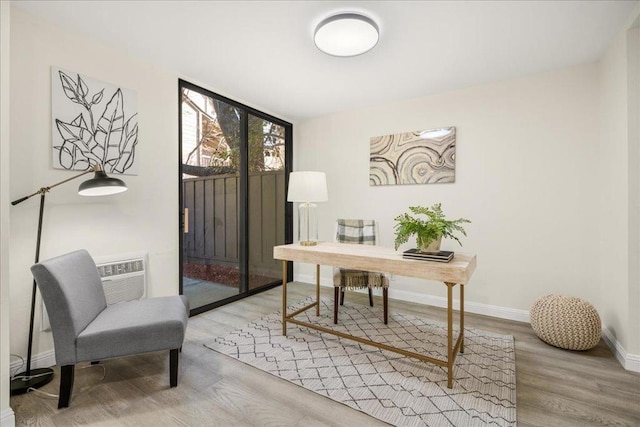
[393,203,470,253]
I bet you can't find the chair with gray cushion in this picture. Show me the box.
[31,249,189,408]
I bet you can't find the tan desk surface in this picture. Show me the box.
[273,241,476,285]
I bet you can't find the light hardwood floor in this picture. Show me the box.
[10,283,640,426]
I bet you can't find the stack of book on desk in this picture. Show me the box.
[402,249,454,263]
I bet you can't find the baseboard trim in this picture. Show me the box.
[9,349,55,373]
[0,408,16,427]
[295,273,530,323]
[387,288,531,323]
[295,273,640,372]
[602,327,640,372]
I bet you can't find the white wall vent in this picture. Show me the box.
[41,252,147,331]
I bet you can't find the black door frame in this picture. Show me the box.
[178,79,293,316]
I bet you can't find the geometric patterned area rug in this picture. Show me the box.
[205,297,516,426]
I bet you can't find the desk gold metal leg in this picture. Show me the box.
[460,284,465,353]
[446,282,454,388]
[282,260,287,336]
[316,264,320,316]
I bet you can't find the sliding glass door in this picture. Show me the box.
[179,80,292,315]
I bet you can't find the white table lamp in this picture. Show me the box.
[287,171,328,246]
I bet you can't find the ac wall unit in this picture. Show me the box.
[41,252,147,331]
[96,255,147,304]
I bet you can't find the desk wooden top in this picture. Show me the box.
[273,242,476,285]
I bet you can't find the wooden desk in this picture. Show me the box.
[273,242,477,388]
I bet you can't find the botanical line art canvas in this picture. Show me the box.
[370,127,456,186]
[51,67,139,175]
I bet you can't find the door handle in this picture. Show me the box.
[184,208,189,234]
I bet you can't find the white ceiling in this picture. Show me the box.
[13,0,639,122]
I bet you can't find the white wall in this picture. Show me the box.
[295,64,603,319]
[599,10,640,362]
[8,8,179,368]
[629,22,640,358]
[599,19,631,361]
[1,2,15,426]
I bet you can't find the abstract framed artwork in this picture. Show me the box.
[370,127,456,186]
[51,67,139,175]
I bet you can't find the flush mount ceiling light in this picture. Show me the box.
[314,13,379,57]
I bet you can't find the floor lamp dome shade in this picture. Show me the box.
[78,170,127,196]
[314,13,379,57]
[287,171,328,246]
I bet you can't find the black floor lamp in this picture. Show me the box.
[10,164,127,395]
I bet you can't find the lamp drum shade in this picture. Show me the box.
[287,171,328,202]
[78,170,128,196]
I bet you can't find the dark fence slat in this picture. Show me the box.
[204,179,215,259]
[225,177,239,259]
[194,180,205,256]
[261,173,277,267]
[214,178,226,259]
[248,174,262,265]
[276,172,285,246]
[185,181,195,256]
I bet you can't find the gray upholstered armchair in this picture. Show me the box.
[30,249,189,408]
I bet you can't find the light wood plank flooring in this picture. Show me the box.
[10,283,640,426]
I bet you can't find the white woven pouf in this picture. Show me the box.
[530,294,601,351]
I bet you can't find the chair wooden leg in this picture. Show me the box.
[383,288,388,325]
[368,287,374,307]
[340,288,345,305]
[334,287,339,324]
[58,364,75,408]
[170,349,179,387]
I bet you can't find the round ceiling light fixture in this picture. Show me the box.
[314,13,379,57]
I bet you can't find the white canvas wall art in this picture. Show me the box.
[51,67,139,175]
[370,127,456,186]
